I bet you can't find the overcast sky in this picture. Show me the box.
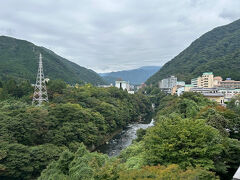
[0,0,240,73]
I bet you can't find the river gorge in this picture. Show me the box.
[98,119,154,156]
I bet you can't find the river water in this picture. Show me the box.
[98,119,154,157]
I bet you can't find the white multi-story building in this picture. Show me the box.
[190,87,224,105]
[190,87,219,94]
[159,76,177,94]
[115,80,130,91]
[218,88,240,102]
[159,76,177,89]
[219,78,240,89]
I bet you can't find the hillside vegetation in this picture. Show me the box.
[147,19,240,84]
[0,36,105,85]
[0,79,152,179]
[39,90,240,180]
[1,79,240,179]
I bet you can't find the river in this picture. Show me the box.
[98,119,154,157]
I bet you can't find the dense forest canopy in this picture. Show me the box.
[1,78,240,179]
[0,36,105,85]
[147,19,240,85]
[37,89,240,180]
[0,79,152,179]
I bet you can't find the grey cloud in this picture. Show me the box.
[0,0,239,72]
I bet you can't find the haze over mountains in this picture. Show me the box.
[100,66,161,85]
[147,19,240,85]
[0,36,105,85]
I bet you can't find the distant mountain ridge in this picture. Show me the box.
[0,36,105,85]
[100,66,161,85]
[147,19,240,85]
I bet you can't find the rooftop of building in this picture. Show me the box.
[221,80,240,82]
[115,80,129,83]
[214,76,223,80]
[203,72,213,75]
[218,89,240,93]
[218,88,240,90]
[191,87,218,90]
[202,93,224,97]
[185,84,193,87]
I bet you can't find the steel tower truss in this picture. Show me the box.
[32,53,48,106]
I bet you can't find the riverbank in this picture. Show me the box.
[96,119,154,156]
[89,128,123,151]
[90,116,153,152]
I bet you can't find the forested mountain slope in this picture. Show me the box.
[147,19,240,84]
[0,36,105,85]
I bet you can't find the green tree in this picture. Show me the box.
[199,108,230,137]
[3,79,24,98]
[0,83,154,179]
[144,118,224,171]
[39,143,108,180]
[219,138,240,179]
[118,164,218,180]
[0,143,32,179]
[47,79,67,100]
